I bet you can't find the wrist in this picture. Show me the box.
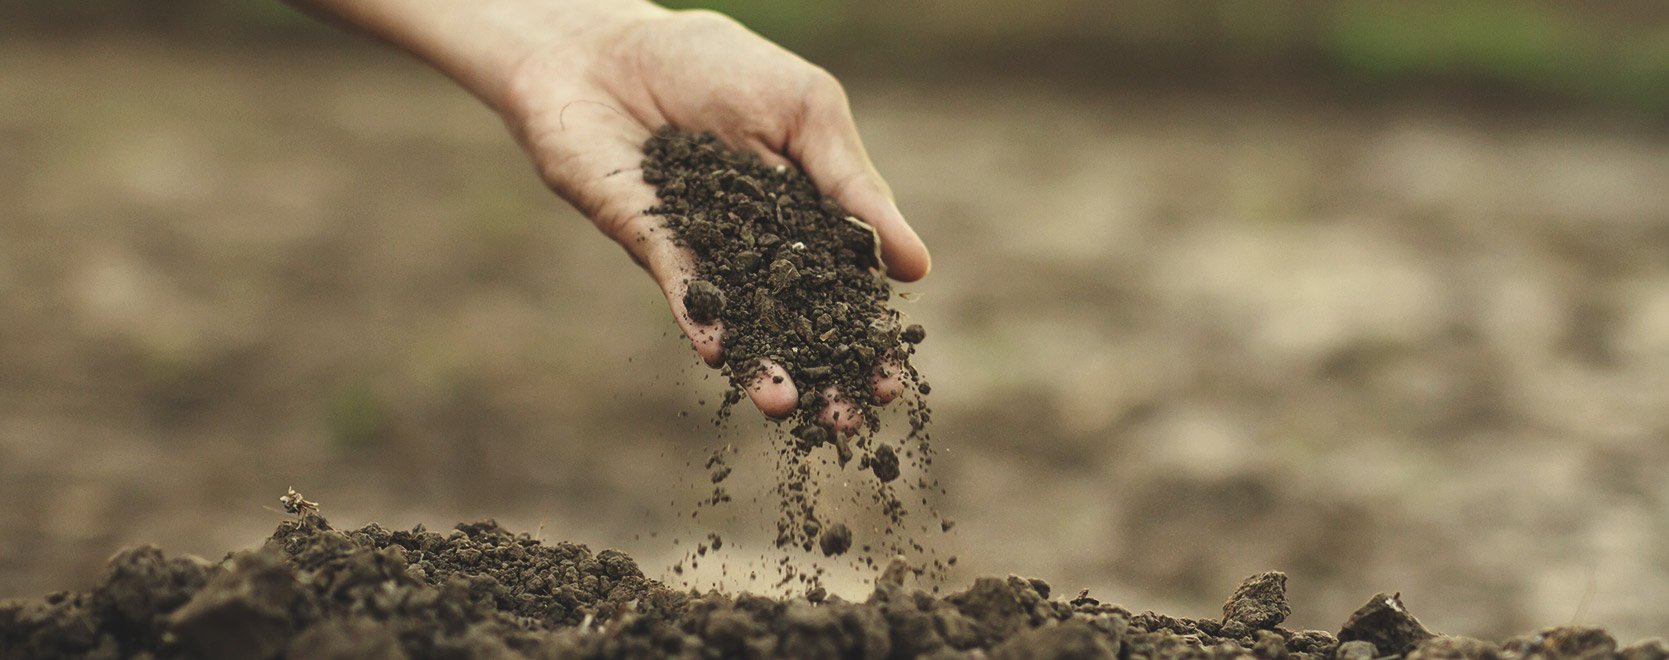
[459,0,668,111]
[305,0,666,112]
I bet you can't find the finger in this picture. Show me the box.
[817,386,864,435]
[663,272,724,367]
[742,136,796,169]
[788,77,931,282]
[873,359,904,404]
[747,360,798,419]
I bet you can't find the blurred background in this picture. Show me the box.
[3,0,1668,643]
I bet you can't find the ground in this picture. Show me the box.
[2,34,1668,644]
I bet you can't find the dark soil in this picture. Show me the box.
[642,127,925,434]
[642,128,945,581]
[5,511,1662,660]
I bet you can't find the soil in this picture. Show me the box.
[4,510,1663,660]
[9,35,1669,644]
[642,128,947,586]
[642,127,925,434]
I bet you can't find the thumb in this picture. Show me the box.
[788,76,930,282]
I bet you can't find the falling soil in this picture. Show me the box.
[642,128,944,584]
[4,511,1661,659]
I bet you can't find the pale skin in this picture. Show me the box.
[284,0,930,432]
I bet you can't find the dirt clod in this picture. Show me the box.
[682,279,725,324]
[900,324,926,344]
[1338,592,1434,656]
[819,523,853,557]
[870,443,901,483]
[1221,570,1290,631]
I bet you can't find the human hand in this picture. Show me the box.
[482,6,927,430]
[285,0,928,428]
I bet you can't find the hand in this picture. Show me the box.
[286,0,930,428]
[487,7,927,430]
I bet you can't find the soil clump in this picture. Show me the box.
[4,512,1660,659]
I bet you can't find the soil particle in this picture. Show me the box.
[818,523,853,557]
[1221,570,1290,631]
[1337,592,1434,656]
[900,324,926,345]
[870,443,901,483]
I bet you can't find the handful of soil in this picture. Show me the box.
[644,128,942,573]
[643,127,924,432]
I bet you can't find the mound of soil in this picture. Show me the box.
[5,513,1661,659]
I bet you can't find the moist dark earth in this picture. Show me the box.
[643,127,928,435]
[643,129,948,580]
[3,513,1663,660]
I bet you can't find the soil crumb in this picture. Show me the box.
[819,523,853,557]
[682,279,725,325]
[1337,592,1433,656]
[642,128,945,583]
[5,532,1655,660]
[1221,570,1290,633]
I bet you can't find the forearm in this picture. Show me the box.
[284,0,664,110]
